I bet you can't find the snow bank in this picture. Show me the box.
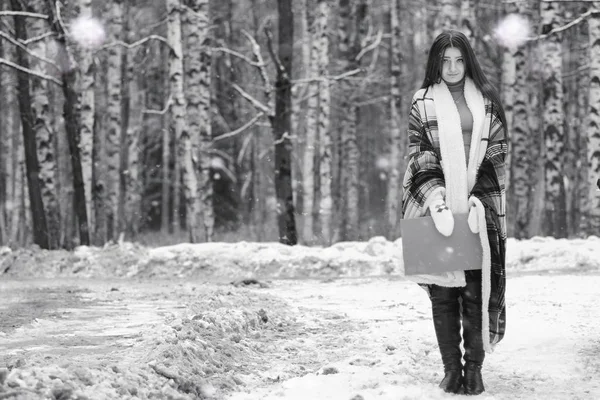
[506,236,600,273]
[1,236,599,280]
[0,286,301,399]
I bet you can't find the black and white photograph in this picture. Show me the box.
[1,0,600,399]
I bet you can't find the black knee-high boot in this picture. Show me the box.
[428,285,463,394]
[461,271,485,395]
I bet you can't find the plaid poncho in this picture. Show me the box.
[401,78,507,351]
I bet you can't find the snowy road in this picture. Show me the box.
[228,274,600,400]
[1,272,599,399]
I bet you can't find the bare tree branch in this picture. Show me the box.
[0,30,61,72]
[241,29,272,106]
[55,1,68,35]
[355,95,390,107]
[272,131,298,146]
[291,68,363,84]
[264,25,283,75]
[212,46,263,67]
[213,112,265,142]
[0,56,62,85]
[24,31,55,45]
[231,83,271,115]
[237,131,253,167]
[0,11,48,19]
[527,9,600,42]
[355,28,383,62]
[142,94,173,115]
[97,35,172,52]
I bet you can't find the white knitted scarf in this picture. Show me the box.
[406,78,495,353]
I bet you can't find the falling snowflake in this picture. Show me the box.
[69,16,106,49]
[494,14,531,50]
[375,156,390,171]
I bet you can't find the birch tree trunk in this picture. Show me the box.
[183,0,213,242]
[11,0,49,249]
[315,0,332,245]
[167,0,199,242]
[563,17,579,237]
[338,0,356,241]
[1,15,21,245]
[78,0,95,239]
[0,26,7,244]
[272,0,298,245]
[122,15,143,239]
[435,0,461,37]
[0,32,7,244]
[93,51,108,244]
[105,0,124,241]
[412,1,428,91]
[526,1,544,237]
[337,0,352,241]
[586,2,600,233]
[44,0,90,246]
[30,0,60,249]
[540,1,567,237]
[500,6,516,237]
[291,0,309,213]
[161,41,171,234]
[118,0,131,238]
[248,0,266,240]
[509,1,533,239]
[460,0,476,41]
[387,0,405,238]
[19,157,30,245]
[577,11,590,234]
[302,0,328,243]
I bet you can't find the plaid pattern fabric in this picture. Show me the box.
[402,87,508,346]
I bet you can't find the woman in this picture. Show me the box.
[401,30,508,395]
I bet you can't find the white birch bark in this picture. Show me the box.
[0,36,4,243]
[460,0,476,40]
[586,2,600,232]
[435,0,461,37]
[411,0,428,90]
[161,106,170,233]
[168,0,197,242]
[500,25,516,238]
[540,1,567,237]
[315,0,332,245]
[124,53,143,238]
[302,1,323,243]
[30,2,60,248]
[8,66,20,245]
[0,29,8,243]
[387,0,405,238]
[183,0,213,242]
[509,0,532,238]
[0,14,22,244]
[77,0,95,237]
[18,134,28,245]
[105,0,124,241]
[291,0,309,225]
[337,0,358,241]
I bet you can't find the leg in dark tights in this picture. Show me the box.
[461,270,485,395]
[428,284,463,393]
[461,270,484,365]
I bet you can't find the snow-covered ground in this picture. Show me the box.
[1,236,600,399]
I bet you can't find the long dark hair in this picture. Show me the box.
[421,30,507,128]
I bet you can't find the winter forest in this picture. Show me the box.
[0,0,599,250]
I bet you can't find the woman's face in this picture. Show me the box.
[441,46,465,84]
